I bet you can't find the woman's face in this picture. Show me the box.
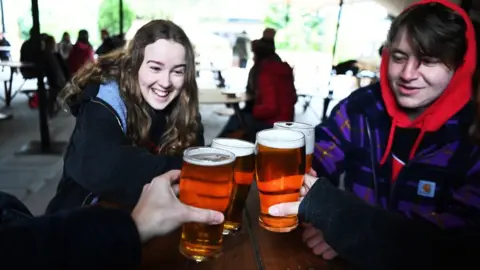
[138,39,186,111]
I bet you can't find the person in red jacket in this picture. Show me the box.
[68,29,94,74]
[252,41,296,124]
[219,38,296,140]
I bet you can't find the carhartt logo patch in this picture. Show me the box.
[417,180,436,198]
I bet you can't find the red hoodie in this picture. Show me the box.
[68,41,94,75]
[379,0,477,180]
[253,59,297,124]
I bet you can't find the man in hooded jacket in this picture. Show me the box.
[270,1,480,269]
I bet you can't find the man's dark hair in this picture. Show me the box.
[252,39,276,62]
[387,2,467,69]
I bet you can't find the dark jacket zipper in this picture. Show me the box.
[90,98,124,132]
[365,118,380,206]
[79,98,125,207]
[366,117,430,210]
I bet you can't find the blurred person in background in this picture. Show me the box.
[219,38,296,141]
[20,28,39,79]
[233,30,250,68]
[0,32,11,62]
[58,32,73,60]
[96,29,119,56]
[68,29,94,74]
[43,35,69,117]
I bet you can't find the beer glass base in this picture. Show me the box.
[223,221,241,235]
[179,242,222,262]
[222,227,241,235]
[259,217,298,233]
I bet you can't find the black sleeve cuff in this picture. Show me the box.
[62,207,142,270]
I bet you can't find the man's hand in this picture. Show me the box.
[301,223,338,260]
[268,174,319,216]
[131,170,224,243]
[268,173,338,260]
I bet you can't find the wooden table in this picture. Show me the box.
[138,183,351,270]
[0,61,34,107]
[198,90,250,105]
[199,90,251,129]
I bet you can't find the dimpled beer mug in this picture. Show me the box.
[274,122,314,172]
[211,138,255,235]
[255,129,306,232]
[179,147,236,261]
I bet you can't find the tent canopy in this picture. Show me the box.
[374,0,462,15]
[266,0,467,16]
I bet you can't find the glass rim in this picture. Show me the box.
[256,128,305,142]
[183,146,236,166]
[273,121,314,130]
[212,137,255,149]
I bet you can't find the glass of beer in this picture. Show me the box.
[255,129,306,233]
[211,138,255,235]
[274,122,314,172]
[179,147,236,262]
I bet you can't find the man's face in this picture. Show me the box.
[388,30,455,116]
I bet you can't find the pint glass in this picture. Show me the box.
[179,147,236,261]
[211,138,255,234]
[255,129,306,232]
[274,122,314,172]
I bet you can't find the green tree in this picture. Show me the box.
[301,9,326,51]
[98,0,135,35]
[264,3,326,52]
[264,3,289,31]
[18,13,32,40]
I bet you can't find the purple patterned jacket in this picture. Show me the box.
[312,83,480,229]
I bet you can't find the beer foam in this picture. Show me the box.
[212,138,255,157]
[256,129,305,149]
[274,122,314,154]
[183,147,236,166]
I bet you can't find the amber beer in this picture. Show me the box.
[256,129,306,232]
[274,122,314,172]
[179,147,236,261]
[211,138,255,234]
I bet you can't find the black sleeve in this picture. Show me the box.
[0,207,141,270]
[95,44,106,55]
[65,101,183,206]
[298,178,480,270]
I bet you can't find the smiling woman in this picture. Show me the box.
[139,39,186,111]
[45,20,204,213]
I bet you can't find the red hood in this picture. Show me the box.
[260,59,293,76]
[74,41,91,50]
[379,0,477,164]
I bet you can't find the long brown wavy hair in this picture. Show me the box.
[60,20,200,155]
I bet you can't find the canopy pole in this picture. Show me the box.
[0,0,5,32]
[31,0,51,152]
[322,0,344,122]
